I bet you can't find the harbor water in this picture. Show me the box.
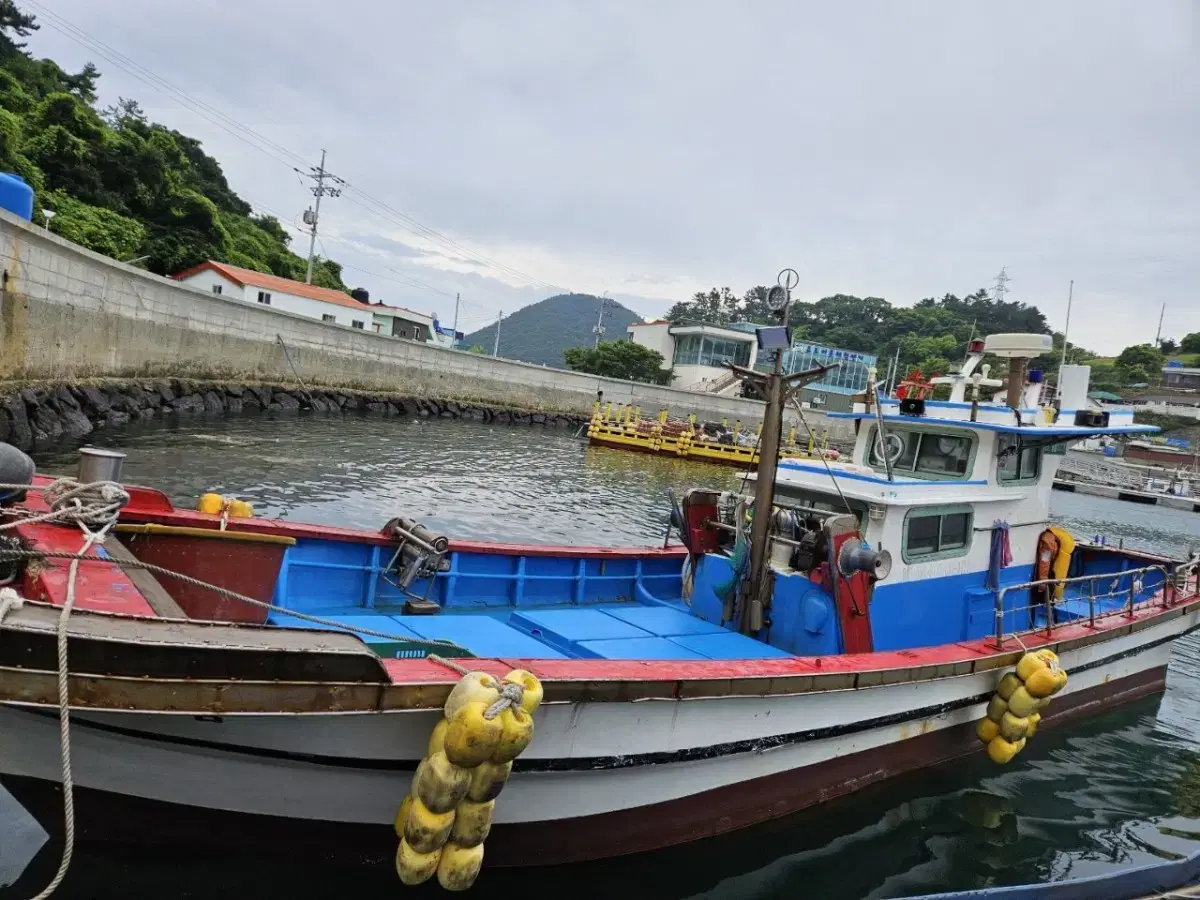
[4,412,1200,900]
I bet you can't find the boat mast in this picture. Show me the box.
[725,268,836,635]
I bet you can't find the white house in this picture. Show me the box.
[627,320,759,393]
[173,261,458,346]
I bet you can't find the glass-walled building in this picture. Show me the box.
[781,342,876,394]
[753,339,877,411]
[673,333,752,368]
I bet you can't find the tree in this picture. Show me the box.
[0,0,37,56]
[563,341,670,384]
[0,2,352,287]
[1114,343,1163,386]
[1180,333,1200,355]
[466,345,486,354]
[1159,337,1178,355]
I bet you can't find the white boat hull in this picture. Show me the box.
[1,608,1192,863]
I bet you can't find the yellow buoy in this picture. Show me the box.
[437,841,485,892]
[996,672,1022,701]
[393,793,413,838]
[449,799,494,847]
[986,735,1026,765]
[396,838,442,886]
[1007,685,1039,718]
[985,695,1009,723]
[1023,667,1059,699]
[490,707,535,763]
[415,751,471,814]
[976,717,1000,745]
[428,718,449,757]
[227,498,253,518]
[1026,711,1042,737]
[444,672,502,721]
[467,760,513,803]
[197,492,224,514]
[505,668,544,714]
[999,711,1030,743]
[444,701,505,768]
[403,795,456,854]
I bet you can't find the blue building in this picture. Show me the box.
[754,338,876,411]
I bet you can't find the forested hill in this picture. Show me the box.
[464,294,645,367]
[0,1,346,288]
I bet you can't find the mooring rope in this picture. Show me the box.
[0,546,465,651]
[0,476,474,899]
[0,477,129,900]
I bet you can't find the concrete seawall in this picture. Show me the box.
[0,209,853,442]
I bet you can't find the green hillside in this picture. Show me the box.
[464,294,646,367]
[0,1,346,287]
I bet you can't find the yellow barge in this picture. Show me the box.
[585,402,829,468]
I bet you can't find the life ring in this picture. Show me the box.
[874,432,905,465]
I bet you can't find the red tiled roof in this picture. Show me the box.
[172,261,430,319]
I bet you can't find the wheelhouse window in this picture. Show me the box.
[866,426,973,480]
[904,507,972,561]
[997,435,1042,483]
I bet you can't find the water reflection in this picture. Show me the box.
[14,413,1200,899]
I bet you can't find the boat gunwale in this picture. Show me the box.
[0,593,1195,714]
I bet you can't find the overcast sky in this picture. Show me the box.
[26,0,1200,351]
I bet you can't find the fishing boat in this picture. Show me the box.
[0,307,1197,886]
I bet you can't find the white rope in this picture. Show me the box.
[0,477,128,900]
[0,585,23,621]
[0,547,464,650]
[483,680,525,720]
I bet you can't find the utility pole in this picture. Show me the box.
[593,292,609,348]
[452,293,461,347]
[1058,280,1074,399]
[297,150,343,284]
[493,310,503,356]
[1155,302,1166,347]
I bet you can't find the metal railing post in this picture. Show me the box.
[1044,585,1053,636]
[1088,577,1096,628]
[993,587,1006,649]
[1127,578,1136,619]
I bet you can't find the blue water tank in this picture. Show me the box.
[1103,445,1117,457]
[0,173,34,221]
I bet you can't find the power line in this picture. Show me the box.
[25,0,570,294]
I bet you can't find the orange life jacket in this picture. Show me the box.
[1035,529,1059,583]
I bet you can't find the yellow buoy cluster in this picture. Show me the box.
[977,649,1068,764]
[197,492,253,518]
[395,669,543,891]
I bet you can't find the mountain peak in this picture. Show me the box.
[463,294,646,367]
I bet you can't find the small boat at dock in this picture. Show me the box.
[0,313,1197,890]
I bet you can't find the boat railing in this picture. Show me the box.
[990,558,1200,650]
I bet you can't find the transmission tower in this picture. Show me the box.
[992,267,1011,304]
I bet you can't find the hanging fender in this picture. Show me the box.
[1047,526,1076,600]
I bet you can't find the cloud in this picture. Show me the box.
[29,0,1200,352]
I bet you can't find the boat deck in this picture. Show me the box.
[266,602,792,661]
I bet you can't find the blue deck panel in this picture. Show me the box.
[266,613,421,642]
[576,637,707,660]
[671,632,794,659]
[510,609,652,642]
[601,605,726,636]
[395,615,567,659]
